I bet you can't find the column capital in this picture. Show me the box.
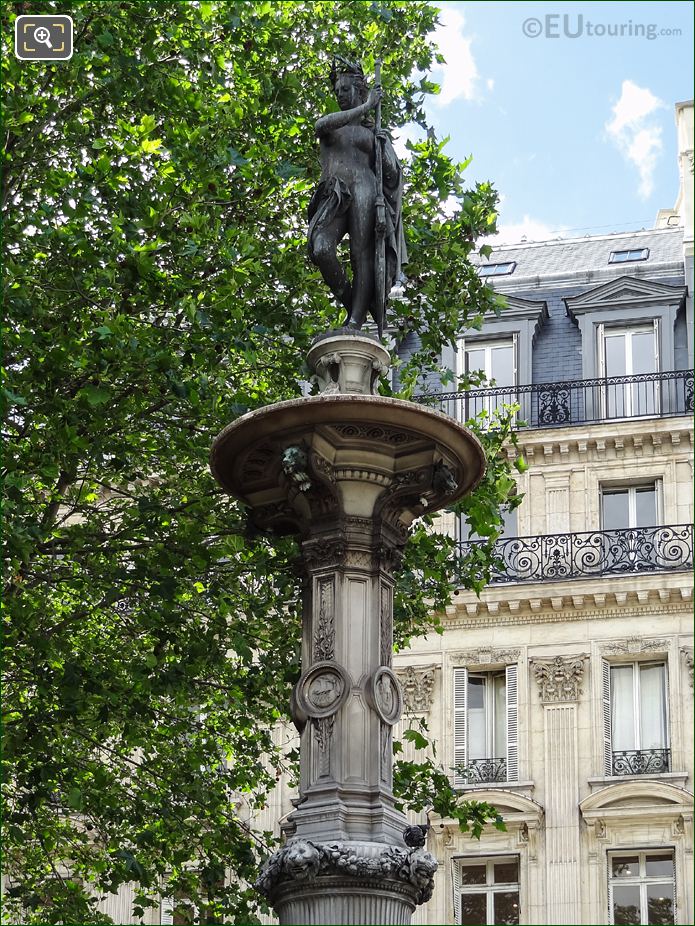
[531,654,588,703]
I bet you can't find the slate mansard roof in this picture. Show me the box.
[473,226,685,291]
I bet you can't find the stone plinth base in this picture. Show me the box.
[307,330,390,396]
[256,839,436,926]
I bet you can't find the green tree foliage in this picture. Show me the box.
[3,1,517,922]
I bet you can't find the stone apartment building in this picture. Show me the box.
[392,101,694,926]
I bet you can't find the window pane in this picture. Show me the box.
[501,504,518,538]
[612,856,640,879]
[460,864,487,886]
[647,883,674,925]
[460,892,487,924]
[610,665,636,752]
[468,677,486,760]
[605,333,627,377]
[494,861,519,884]
[493,674,507,759]
[634,487,657,528]
[639,664,667,749]
[612,885,641,925]
[491,345,514,387]
[631,330,656,375]
[466,349,486,377]
[645,856,673,878]
[493,891,520,925]
[603,490,630,530]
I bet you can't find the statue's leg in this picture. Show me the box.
[348,187,376,329]
[310,219,351,313]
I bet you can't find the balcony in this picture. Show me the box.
[612,748,670,776]
[457,525,694,585]
[456,757,508,784]
[415,369,694,428]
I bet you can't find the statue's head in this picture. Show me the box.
[330,57,368,110]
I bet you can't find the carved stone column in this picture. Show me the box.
[211,332,485,924]
[531,655,588,926]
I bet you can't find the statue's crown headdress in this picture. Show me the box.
[329,56,365,85]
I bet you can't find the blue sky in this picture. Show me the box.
[397,1,694,244]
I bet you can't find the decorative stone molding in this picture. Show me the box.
[313,578,335,662]
[531,654,588,702]
[396,666,436,713]
[295,662,352,720]
[600,637,669,656]
[451,648,521,666]
[681,646,694,688]
[255,840,437,905]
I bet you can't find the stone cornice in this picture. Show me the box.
[500,415,692,466]
[444,579,692,627]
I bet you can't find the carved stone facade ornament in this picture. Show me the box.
[313,578,335,662]
[453,648,521,666]
[255,840,437,906]
[532,655,588,702]
[295,662,352,719]
[366,667,402,726]
[396,665,436,713]
[681,646,694,689]
[601,637,669,655]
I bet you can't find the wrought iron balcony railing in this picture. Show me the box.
[612,748,670,776]
[457,757,508,784]
[415,369,694,428]
[457,525,693,584]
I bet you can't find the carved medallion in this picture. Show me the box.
[366,666,402,726]
[295,661,351,719]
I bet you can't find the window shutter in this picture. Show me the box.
[597,323,605,376]
[160,898,174,925]
[602,660,613,775]
[663,663,671,753]
[453,668,468,788]
[506,664,519,782]
[452,860,462,925]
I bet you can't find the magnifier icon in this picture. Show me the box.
[34,26,53,49]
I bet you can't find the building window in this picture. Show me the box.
[478,261,517,277]
[598,322,659,417]
[602,661,670,776]
[453,666,518,786]
[608,850,675,925]
[600,483,659,530]
[463,337,517,424]
[453,857,520,925]
[608,248,650,263]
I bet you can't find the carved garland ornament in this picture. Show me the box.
[532,654,588,702]
[255,841,437,905]
[601,637,668,655]
[453,648,520,666]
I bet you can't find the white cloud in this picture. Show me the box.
[430,7,482,105]
[391,123,424,162]
[486,215,564,247]
[605,80,666,199]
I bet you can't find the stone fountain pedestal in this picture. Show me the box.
[210,330,485,925]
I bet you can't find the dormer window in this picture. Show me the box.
[478,262,517,277]
[608,248,649,264]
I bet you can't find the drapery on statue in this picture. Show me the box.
[308,57,407,337]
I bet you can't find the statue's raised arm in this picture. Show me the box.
[307,58,407,336]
